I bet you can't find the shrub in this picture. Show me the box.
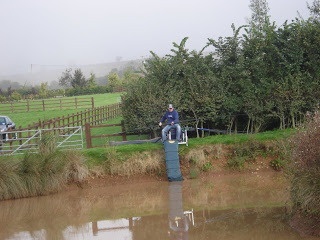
[0,95,7,102]
[287,111,320,220]
[270,157,286,170]
[10,92,22,101]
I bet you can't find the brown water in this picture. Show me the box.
[0,172,317,240]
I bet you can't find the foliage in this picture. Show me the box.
[87,73,98,89]
[58,68,88,89]
[71,69,87,88]
[107,71,122,92]
[287,111,320,219]
[308,0,320,22]
[9,91,22,101]
[122,9,320,134]
[58,68,72,88]
[0,95,7,102]
[39,82,48,98]
[270,157,286,170]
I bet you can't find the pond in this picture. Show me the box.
[0,172,316,239]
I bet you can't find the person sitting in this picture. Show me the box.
[159,104,181,142]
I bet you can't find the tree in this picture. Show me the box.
[7,86,13,97]
[107,71,121,89]
[122,67,140,86]
[59,68,72,88]
[10,91,22,101]
[71,69,87,88]
[249,0,270,29]
[87,73,98,89]
[308,0,320,22]
[39,82,48,98]
[58,68,87,89]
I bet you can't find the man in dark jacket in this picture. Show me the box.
[159,104,181,142]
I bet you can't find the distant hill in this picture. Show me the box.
[0,59,144,87]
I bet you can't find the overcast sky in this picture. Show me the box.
[0,0,311,75]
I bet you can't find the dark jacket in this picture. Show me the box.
[160,109,179,125]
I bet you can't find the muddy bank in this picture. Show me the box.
[290,212,320,237]
[81,142,279,189]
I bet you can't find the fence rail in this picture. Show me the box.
[85,120,127,148]
[0,97,94,113]
[0,126,83,156]
[16,103,121,133]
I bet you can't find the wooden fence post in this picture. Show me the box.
[42,99,45,111]
[121,120,127,141]
[91,97,94,108]
[85,122,92,149]
[18,126,22,146]
[27,100,30,112]
[11,102,14,113]
[75,97,78,109]
[72,114,75,127]
[8,130,13,151]
[60,99,62,110]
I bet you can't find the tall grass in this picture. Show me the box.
[0,134,89,200]
[100,147,164,176]
[287,112,320,225]
[0,160,27,200]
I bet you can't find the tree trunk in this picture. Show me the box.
[201,120,204,138]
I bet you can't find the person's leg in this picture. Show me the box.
[175,124,181,140]
[162,125,171,142]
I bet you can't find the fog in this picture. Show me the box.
[0,0,310,78]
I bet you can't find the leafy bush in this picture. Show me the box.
[270,157,286,170]
[0,95,7,102]
[287,111,320,220]
[10,92,22,101]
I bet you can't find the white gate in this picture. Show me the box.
[0,126,83,156]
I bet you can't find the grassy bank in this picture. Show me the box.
[83,129,292,177]
[0,128,291,201]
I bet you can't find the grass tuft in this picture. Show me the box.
[0,160,27,200]
[0,134,89,200]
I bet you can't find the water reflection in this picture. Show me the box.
[0,173,316,239]
[167,182,190,240]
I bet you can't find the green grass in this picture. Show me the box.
[83,128,294,165]
[6,93,123,128]
[186,129,294,147]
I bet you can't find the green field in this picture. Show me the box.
[6,93,123,128]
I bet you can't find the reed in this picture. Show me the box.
[0,134,89,200]
[0,160,27,200]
